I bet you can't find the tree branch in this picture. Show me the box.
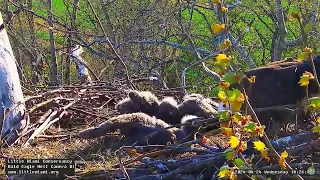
[275,0,287,43]
[311,0,319,25]
[131,40,211,55]
[228,34,257,68]
[227,0,242,11]
[85,0,134,89]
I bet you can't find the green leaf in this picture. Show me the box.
[244,122,256,132]
[227,88,241,102]
[223,72,235,84]
[297,52,308,61]
[309,97,320,110]
[223,149,234,161]
[234,158,246,168]
[303,22,313,33]
[217,110,231,120]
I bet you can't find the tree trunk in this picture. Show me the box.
[27,0,41,84]
[100,0,116,43]
[0,12,27,145]
[46,0,58,85]
[65,0,80,85]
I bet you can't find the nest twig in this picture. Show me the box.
[3,76,320,180]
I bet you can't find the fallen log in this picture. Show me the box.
[271,131,319,150]
[133,154,225,180]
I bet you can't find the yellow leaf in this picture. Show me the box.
[231,99,244,112]
[312,126,320,133]
[218,39,231,50]
[212,24,222,34]
[225,39,231,46]
[253,140,266,151]
[212,24,226,34]
[299,74,311,86]
[249,76,256,84]
[230,93,245,112]
[281,151,288,158]
[279,157,287,169]
[298,72,314,87]
[221,7,228,14]
[213,0,220,4]
[261,148,269,158]
[218,42,229,50]
[218,167,229,178]
[232,112,242,123]
[303,71,315,79]
[216,54,231,71]
[218,91,227,101]
[304,47,313,55]
[297,52,308,61]
[228,136,240,149]
[316,118,320,124]
[237,93,245,101]
[216,54,230,64]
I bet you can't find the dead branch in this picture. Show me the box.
[253,104,299,112]
[181,53,221,94]
[86,0,133,89]
[134,154,225,180]
[27,97,62,114]
[23,99,79,147]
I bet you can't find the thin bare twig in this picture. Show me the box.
[86,0,134,89]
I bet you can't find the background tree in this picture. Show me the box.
[0,0,318,96]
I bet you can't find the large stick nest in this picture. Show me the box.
[1,76,320,180]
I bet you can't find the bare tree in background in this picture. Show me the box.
[241,0,319,61]
[27,0,41,84]
[65,0,80,85]
[2,0,319,93]
[46,0,58,85]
